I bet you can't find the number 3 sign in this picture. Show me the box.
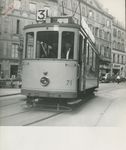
[37,9,49,21]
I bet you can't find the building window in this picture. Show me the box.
[100,45,104,56]
[102,17,105,26]
[121,32,124,39]
[95,27,99,37]
[4,17,9,33]
[117,42,120,50]
[104,31,107,40]
[122,43,124,51]
[0,64,1,75]
[106,47,109,58]
[106,20,110,27]
[122,56,123,64]
[107,32,111,41]
[72,0,78,11]
[88,10,94,19]
[12,44,19,58]
[117,54,119,63]
[63,0,67,8]
[82,6,85,16]
[113,28,117,37]
[29,3,36,12]
[10,65,18,78]
[96,13,99,22]
[113,53,115,63]
[16,19,20,34]
[104,46,107,57]
[14,0,21,9]
[118,30,121,39]
[113,41,116,49]
[99,29,102,38]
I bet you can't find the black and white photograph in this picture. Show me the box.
[0,0,126,150]
[0,0,126,127]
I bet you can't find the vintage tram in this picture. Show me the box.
[21,16,99,106]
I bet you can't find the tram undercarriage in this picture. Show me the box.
[23,87,97,111]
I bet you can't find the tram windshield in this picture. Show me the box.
[36,31,58,58]
[25,31,75,59]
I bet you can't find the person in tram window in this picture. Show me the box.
[40,42,52,58]
[62,42,73,59]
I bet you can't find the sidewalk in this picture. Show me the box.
[0,88,21,97]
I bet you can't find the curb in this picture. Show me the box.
[0,93,21,97]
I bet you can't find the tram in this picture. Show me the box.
[21,16,99,105]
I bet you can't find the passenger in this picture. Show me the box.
[40,42,52,58]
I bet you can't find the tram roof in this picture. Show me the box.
[24,23,94,44]
[24,22,98,51]
[24,23,81,30]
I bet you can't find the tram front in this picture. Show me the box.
[21,23,79,100]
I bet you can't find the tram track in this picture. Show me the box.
[23,111,63,126]
[0,94,26,108]
[0,93,21,97]
[0,109,30,119]
[0,105,64,126]
[0,101,24,108]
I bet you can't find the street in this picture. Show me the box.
[0,82,126,126]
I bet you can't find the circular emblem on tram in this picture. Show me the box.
[40,77,50,86]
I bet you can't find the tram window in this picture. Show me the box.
[25,32,34,58]
[36,31,58,58]
[79,34,83,60]
[89,46,93,66]
[86,43,89,65]
[61,31,74,59]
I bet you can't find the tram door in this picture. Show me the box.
[78,34,85,92]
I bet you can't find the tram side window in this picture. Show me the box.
[25,32,34,58]
[79,34,83,61]
[86,43,97,77]
[36,31,58,58]
[61,31,74,59]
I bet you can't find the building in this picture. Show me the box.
[0,0,58,79]
[111,19,126,77]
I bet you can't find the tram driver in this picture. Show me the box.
[61,42,73,59]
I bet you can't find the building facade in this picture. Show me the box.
[111,19,126,77]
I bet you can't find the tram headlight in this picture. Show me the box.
[40,77,50,86]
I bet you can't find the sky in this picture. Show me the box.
[97,0,125,25]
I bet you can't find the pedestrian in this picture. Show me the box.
[116,75,120,84]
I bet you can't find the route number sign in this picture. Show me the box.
[37,9,49,21]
